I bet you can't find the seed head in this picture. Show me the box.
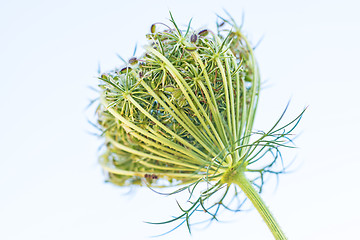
[95,12,304,234]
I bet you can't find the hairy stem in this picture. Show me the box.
[233,172,287,240]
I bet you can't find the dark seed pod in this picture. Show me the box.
[120,67,132,74]
[198,29,209,37]
[129,57,138,65]
[185,46,197,52]
[150,24,156,33]
[190,33,197,43]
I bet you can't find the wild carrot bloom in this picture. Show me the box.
[95,12,304,240]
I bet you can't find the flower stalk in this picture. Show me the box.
[228,167,287,239]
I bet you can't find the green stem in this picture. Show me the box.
[233,172,287,240]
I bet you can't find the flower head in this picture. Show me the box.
[95,12,304,235]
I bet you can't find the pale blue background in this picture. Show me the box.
[1,0,359,239]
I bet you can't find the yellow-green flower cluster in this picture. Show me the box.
[97,14,258,187]
[95,13,304,239]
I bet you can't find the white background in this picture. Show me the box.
[1,0,359,239]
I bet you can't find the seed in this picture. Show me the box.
[163,85,175,92]
[185,46,197,52]
[150,24,156,33]
[190,33,197,43]
[120,67,132,74]
[129,57,138,65]
[198,29,209,37]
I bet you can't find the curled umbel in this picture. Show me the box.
[95,12,304,239]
